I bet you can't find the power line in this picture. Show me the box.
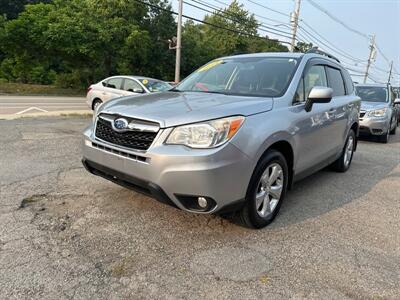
[185,0,294,39]
[306,0,370,40]
[133,0,292,45]
[245,0,291,17]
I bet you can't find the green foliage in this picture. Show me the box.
[0,0,52,20]
[0,0,289,87]
[295,41,314,53]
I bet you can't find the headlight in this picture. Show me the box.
[367,108,387,118]
[165,116,245,148]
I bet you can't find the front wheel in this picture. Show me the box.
[390,118,397,134]
[238,150,288,229]
[331,129,355,172]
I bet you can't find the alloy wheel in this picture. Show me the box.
[343,135,354,167]
[255,163,284,218]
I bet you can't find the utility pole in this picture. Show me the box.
[387,60,393,84]
[174,0,183,83]
[364,34,376,84]
[290,0,301,52]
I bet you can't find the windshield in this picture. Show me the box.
[355,86,388,103]
[176,57,299,97]
[140,79,172,93]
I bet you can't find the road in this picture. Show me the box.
[0,116,399,299]
[0,95,88,115]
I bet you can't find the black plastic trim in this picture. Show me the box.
[82,159,178,209]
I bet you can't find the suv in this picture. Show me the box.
[355,83,399,143]
[82,51,360,228]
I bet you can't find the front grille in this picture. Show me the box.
[95,117,157,151]
[359,111,366,118]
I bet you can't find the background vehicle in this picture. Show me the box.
[355,83,398,143]
[86,76,172,110]
[82,50,360,229]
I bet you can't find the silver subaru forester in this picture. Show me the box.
[82,51,361,228]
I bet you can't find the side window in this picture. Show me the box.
[106,78,123,89]
[326,67,345,96]
[123,79,143,92]
[295,65,327,103]
[342,69,354,94]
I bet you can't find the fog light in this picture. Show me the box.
[198,197,208,208]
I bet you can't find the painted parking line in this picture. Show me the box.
[15,107,49,115]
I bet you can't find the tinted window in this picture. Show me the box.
[326,67,345,96]
[123,79,143,92]
[177,57,300,97]
[295,65,328,102]
[355,86,388,103]
[342,69,354,94]
[106,78,123,89]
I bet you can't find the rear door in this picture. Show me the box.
[103,77,124,101]
[325,66,349,154]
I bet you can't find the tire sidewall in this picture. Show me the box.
[343,129,356,171]
[245,150,289,228]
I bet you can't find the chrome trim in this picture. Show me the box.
[99,114,160,133]
[87,140,150,164]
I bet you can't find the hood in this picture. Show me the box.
[360,101,388,111]
[100,91,273,127]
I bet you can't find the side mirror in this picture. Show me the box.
[305,86,333,112]
[394,98,400,105]
[133,87,144,93]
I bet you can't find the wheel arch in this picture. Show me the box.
[255,139,295,190]
[91,97,103,110]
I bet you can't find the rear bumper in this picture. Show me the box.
[82,127,251,214]
[359,117,390,135]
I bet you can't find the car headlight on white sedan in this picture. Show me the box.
[367,108,388,118]
[165,116,245,148]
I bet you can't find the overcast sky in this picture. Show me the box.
[171,0,400,85]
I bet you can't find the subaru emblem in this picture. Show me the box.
[113,118,129,131]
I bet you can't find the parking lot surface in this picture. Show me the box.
[0,95,88,115]
[1,116,399,299]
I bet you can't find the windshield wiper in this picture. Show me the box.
[169,87,182,92]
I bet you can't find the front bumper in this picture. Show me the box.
[82,126,252,214]
[359,117,390,136]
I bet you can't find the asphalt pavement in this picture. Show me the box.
[0,95,88,115]
[0,116,399,299]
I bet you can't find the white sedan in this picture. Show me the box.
[86,75,173,110]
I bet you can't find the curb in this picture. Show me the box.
[0,110,92,120]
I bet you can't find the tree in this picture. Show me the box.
[295,41,313,53]
[0,0,52,20]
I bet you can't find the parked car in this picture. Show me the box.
[86,76,173,110]
[355,83,398,143]
[82,50,360,228]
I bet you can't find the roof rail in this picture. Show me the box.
[305,47,340,63]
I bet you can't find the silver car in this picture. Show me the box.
[82,51,360,228]
[86,76,172,110]
[355,83,399,143]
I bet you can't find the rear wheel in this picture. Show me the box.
[92,99,103,111]
[238,150,288,229]
[331,129,355,172]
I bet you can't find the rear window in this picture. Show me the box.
[355,86,388,103]
[326,67,345,96]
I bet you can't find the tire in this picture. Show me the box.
[237,150,288,229]
[390,118,396,134]
[379,128,390,143]
[331,129,356,172]
[92,99,103,111]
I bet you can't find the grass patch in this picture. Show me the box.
[0,82,85,96]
